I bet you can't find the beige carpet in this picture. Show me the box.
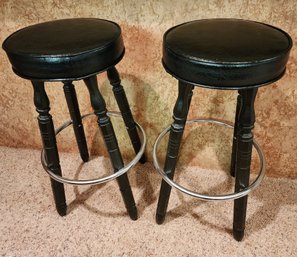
[0,146,296,257]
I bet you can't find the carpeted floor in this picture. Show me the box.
[0,146,296,257]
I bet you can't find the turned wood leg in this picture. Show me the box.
[156,81,194,224]
[230,93,242,177]
[233,88,258,241]
[63,81,89,162]
[107,66,145,164]
[84,75,138,220]
[32,81,67,216]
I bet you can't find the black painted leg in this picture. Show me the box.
[32,81,67,216]
[230,93,242,177]
[156,82,194,224]
[63,81,89,162]
[84,75,138,220]
[107,67,145,164]
[233,88,258,241]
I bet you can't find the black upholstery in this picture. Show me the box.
[163,19,292,89]
[2,18,124,80]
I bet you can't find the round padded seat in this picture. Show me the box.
[163,18,292,89]
[2,18,124,81]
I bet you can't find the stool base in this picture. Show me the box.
[41,112,146,219]
[154,118,266,240]
[153,118,265,201]
[41,112,146,186]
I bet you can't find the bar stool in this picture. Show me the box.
[153,19,292,240]
[2,18,146,220]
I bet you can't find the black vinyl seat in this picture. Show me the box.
[162,19,292,89]
[2,18,145,219]
[155,18,292,241]
[3,18,124,80]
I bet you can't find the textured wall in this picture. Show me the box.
[0,0,296,178]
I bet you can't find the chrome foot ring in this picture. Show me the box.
[41,111,146,186]
[153,118,265,201]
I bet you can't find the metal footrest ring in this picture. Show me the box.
[153,118,266,201]
[41,111,146,186]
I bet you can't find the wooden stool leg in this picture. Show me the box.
[32,81,67,216]
[63,81,89,162]
[84,75,138,220]
[230,93,242,177]
[156,81,194,224]
[107,67,146,164]
[233,88,258,241]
